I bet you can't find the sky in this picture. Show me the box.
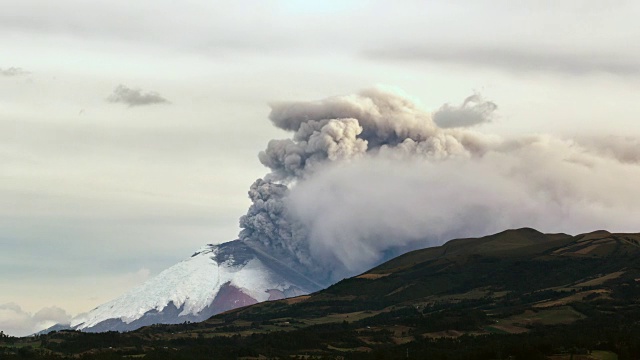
[2,0,640,336]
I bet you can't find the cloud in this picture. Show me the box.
[238,88,640,284]
[0,1,299,55]
[577,136,640,164]
[287,141,640,278]
[1,0,638,68]
[365,46,640,76]
[0,67,30,76]
[107,84,169,107]
[0,303,71,337]
[433,93,497,128]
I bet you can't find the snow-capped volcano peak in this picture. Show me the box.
[69,240,320,332]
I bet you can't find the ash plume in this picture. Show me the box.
[238,179,312,269]
[239,88,640,284]
[258,88,490,181]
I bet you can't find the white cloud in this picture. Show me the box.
[287,138,640,279]
[0,303,71,337]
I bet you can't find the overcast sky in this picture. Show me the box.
[2,0,640,336]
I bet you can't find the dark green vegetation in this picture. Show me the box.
[2,228,640,359]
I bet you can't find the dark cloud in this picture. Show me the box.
[365,46,640,76]
[0,67,30,76]
[107,85,169,107]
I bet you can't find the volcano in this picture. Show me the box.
[66,240,322,332]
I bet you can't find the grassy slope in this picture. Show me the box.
[3,228,640,359]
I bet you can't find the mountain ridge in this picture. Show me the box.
[9,228,640,359]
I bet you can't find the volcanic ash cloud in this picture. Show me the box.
[238,88,640,285]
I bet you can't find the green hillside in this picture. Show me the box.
[3,228,640,359]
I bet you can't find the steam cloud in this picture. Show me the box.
[239,88,640,284]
